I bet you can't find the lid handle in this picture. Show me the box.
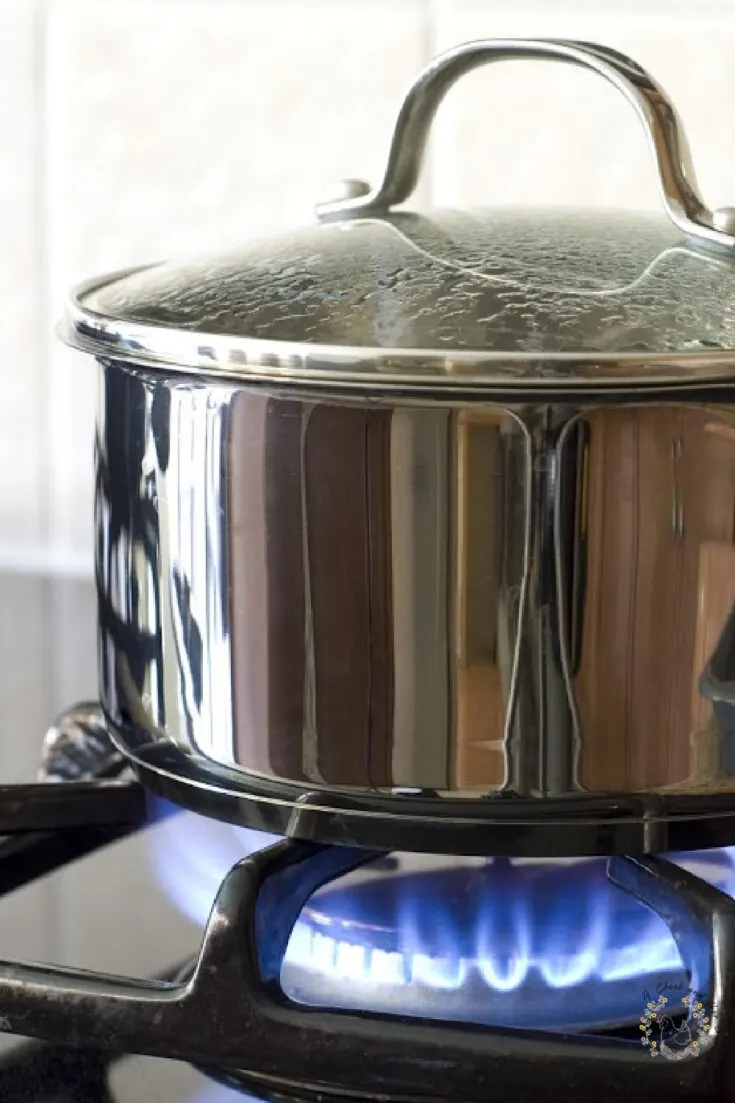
[316,38,734,251]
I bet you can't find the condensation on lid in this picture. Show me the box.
[63,207,735,390]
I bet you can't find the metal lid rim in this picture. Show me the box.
[63,267,735,391]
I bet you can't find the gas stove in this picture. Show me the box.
[3,569,735,1102]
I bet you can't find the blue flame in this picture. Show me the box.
[192,1087,256,1103]
[146,800,735,1030]
[279,857,705,1028]
[147,798,277,927]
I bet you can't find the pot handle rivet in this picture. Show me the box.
[325,178,371,205]
[713,207,735,235]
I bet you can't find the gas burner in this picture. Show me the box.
[281,852,735,1031]
[149,806,735,1034]
[0,704,733,1102]
[0,742,735,1103]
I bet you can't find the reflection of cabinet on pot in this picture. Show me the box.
[228,396,395,788]
[575,408,735,793]
[452,411,519,790]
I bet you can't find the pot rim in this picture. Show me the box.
[62,268,735,394]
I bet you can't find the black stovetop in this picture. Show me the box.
[0,569,248,1102]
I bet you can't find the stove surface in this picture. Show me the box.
[0,570,249,1102]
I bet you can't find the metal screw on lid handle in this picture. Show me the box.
[317,38,735,253]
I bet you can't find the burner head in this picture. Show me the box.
[149,808,735,1034]
[281,852,733,1032]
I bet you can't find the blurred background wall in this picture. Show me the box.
[2,0,735,575]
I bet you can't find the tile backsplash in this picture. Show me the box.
[2,0,735,573]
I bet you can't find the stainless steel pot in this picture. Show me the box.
[61,39,735,856]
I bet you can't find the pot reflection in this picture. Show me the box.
[94,362,735,811]
[572,407,735,793]
[225,396,529,791]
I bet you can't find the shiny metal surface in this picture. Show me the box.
[713,207,735,235]
[62,40,735,386]
[63,215,735,388]
[59,37,735,853]
[90,359,735,852]
[316,39,731,253]
[39,702,125,782]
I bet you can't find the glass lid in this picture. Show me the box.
[63,39,735,392]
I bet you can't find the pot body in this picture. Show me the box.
[95,359,735,854]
